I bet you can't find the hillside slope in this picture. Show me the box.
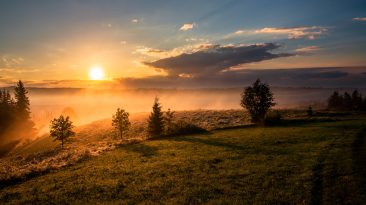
[1,117,365,204]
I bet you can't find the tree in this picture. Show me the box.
[351,90,363,111]
[14,81,31,120]
[14,81,35,135]
[307,105,313,117]
[164,108,175,135]
[147,97,164,138]
[0,90,15,135]
[49,115,75,148]
[112,108,130,139]
[240,79,275,124]
[343,92,352,110]
[327,91,342,110]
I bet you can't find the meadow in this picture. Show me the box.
[0,110,365,204]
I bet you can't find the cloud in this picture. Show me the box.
[134,43,215,58]
[116,67,366,89]
[144,43,294,76]
[180,23,196,31]
[295,46,321,53]
[1,55,24,67]
[353,17,366,21]
[131,19,139,23]
[228,26,328,40]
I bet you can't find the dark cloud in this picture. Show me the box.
[118,67,366,89]
[144,43,294,76]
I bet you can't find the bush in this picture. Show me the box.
[168,121,207,136]
[264,110,282,125]
[241,79,275,124]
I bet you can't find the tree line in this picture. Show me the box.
[327,90,366,111]
[0,81,36,146]
[1,79,276,149]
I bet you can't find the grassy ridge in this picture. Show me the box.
[0,117,366,204]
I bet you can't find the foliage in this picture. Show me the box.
[327,90,366,111]
[241,79,275,124]
[49,115,75,148]
[0,81,36,154]
[264,110,282,125]
[168,120,207,136]
[147,97,164,138]
[112,108,131,139]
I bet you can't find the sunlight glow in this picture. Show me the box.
[89,66,105,80]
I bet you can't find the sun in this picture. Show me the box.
[89,66,105,80]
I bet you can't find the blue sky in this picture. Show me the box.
[0,0,366,87]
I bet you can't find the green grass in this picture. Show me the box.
[1,118,366,204]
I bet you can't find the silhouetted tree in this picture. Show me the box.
[147,97,164,138]
[14,81,31,120]
[49,115,75,148]
[327,91,342,110]
[241,79,275,124]
[307,105,313,117]
[351,90,363,111]
[14,81,35,135]
[112,108,130,139]
[343,92,352,110]
[0,90,15,135]
[164,108,175,135]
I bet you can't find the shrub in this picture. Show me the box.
[241,79,275,124]
[169,121,207,136]
[264,110,282,125]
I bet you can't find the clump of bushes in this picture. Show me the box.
[167,120,207,136]
[264,110,282,125]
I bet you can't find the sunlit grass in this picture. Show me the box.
[1,114,365,204]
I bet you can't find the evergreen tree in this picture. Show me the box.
[14,80,31,120]
[343,92,352,110]
[112,108,130,139]
[351,90,363,111]
[13,80,35,136]
[327,91,342,110]
[147,97,164,138]
[240,79,275,124]
[0,90,15,135]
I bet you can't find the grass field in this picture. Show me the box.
[1,113,366,204]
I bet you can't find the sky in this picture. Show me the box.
[0,0,366,88]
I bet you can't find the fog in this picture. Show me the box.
[28,87,363,130]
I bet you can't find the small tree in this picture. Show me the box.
[240,79,275,124]
[49,115,75,148]
[164,108,175,135]
[147,97,164,138]
[307,105,313,117]
[112,108,130,139]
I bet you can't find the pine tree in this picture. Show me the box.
[351,90,363,111]
[14,80,31,120]
[147,97,164,138]
[13,80,35,135]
